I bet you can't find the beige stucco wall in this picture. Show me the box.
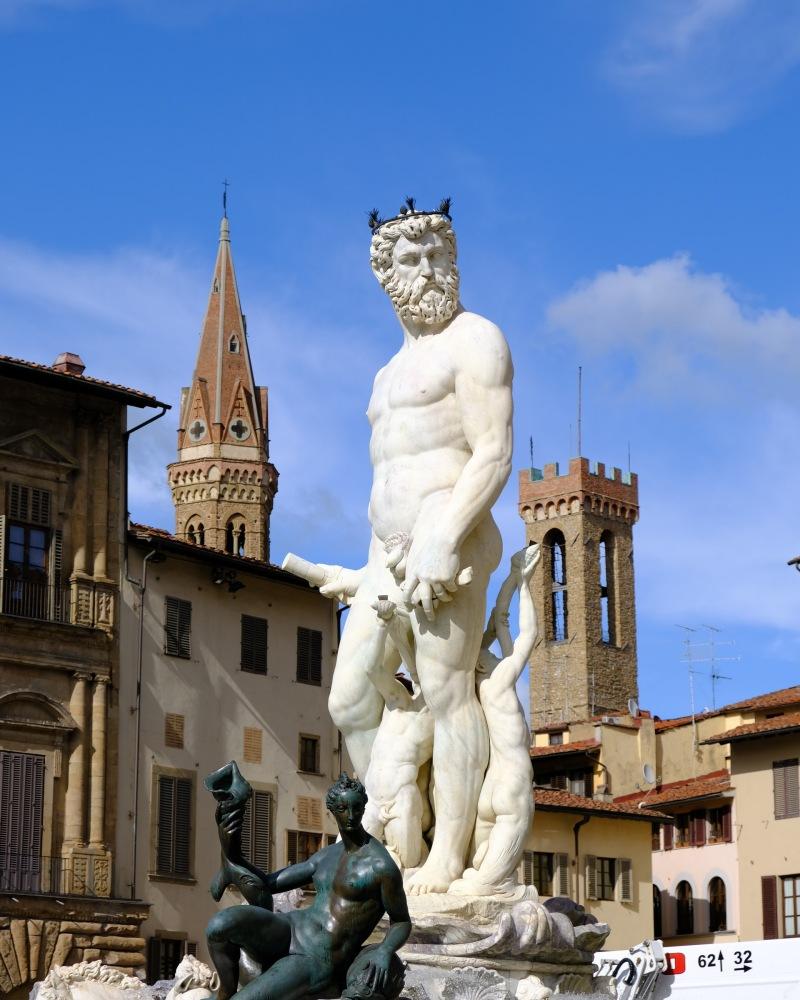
[116,543,340,959]
[656,715,743,785]
[527,809,653,950]
[732,733,800,941]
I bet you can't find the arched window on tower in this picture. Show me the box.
[237,524,246,557]
[225,516,246,557]
[545,529,568,642]
[709,877,727,932]
[187,525,196,544]
[676,881,694,935]
[599,531,616,645]
[198,523,205,546]
[225,522,234,554]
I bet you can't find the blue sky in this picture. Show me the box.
[1,0,799,719]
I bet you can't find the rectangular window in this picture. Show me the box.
[783,876,800,938]
[164,713,185,749]
[8,483,51,526]
[296,627,322,685]
[548,732,564,746]
[774,759,800,820]
[243,727,263,764]
[156,774,193,877]
[708,805,732,843]
[674,813,691,848]
[524,851,554,895]
[597,856,616,901]
[286,830,322,873]
[299,735,320,774]
[164,597,191,659]
[240,790,273,872]
[241,615,268,675]
[146,937,195,983]
[651,823,661,851]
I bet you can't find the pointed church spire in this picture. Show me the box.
[167,213,278,561]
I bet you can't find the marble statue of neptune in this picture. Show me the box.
[319,203,514,894]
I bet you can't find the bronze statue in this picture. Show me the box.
[204,764,411,1000]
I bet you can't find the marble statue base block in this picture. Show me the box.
[392,892,616,999]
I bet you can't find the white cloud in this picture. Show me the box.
[547,253,800,400]
[605,0,800,131]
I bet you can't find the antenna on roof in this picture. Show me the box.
[676,624,700,763]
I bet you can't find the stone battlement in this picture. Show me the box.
[519,456,639,523]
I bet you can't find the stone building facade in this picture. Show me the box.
[0,354,167,996]
[167,216,278,561]
[519,457,640,729]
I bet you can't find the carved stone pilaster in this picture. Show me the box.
[93,584,115,632]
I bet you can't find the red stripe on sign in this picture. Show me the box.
[665,953,686,975]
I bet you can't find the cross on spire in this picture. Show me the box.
[222,178,230,218]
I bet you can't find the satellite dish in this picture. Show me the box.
[643,763,656,785]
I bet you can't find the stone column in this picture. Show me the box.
[64,671,92,845]
[89,676,109,848]
[92,418,109,580]
[72,417,91,577]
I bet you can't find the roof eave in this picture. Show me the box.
[0,358,168,409]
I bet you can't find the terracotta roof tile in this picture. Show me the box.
[530,739,600,758]
[654,685,800,732]
[0,354,168,407]
[616,772,732,808]
[534,787,667,821]
[702,712,800,745]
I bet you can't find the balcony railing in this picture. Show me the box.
[1,575,71,624]
[0,854,98,896]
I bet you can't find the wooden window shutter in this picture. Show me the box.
[296,796,322,831]
[663,822,673,851]
[762,875,779,939]
[774,759,800,819]
[157,774,192,876]
[555,852,570,897]
[522,850,535,886]
[243,727,263,764]
[164,597,192,658]
[164,714,185,749]
[0,751,45,890]
[618,858,633,903]
[0,514,6,609]
[296,627,322,685]
[241,615,268,675]
[48,529,64,622]
[9,484,51,526]
[691,811,707,847]
[722,805,733,843]
[585,854,598,901]
[241,790,272,871]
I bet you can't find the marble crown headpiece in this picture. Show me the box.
[368,196,452,233]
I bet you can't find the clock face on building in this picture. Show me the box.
[188,419,207,442]
[229,418,251,441]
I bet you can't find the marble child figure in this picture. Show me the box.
[205,770,411,1000]
[451,544,541,897]
[360,597,434,870]
[317,201,514,895]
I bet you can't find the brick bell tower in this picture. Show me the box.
[167,214,278,560]
[518,457,639,729]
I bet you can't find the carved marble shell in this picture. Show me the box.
[441,967,510,1000]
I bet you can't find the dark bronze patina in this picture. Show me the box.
[204,765,410,1000]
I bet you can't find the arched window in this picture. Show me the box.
[709,877,727,932]
[225,516,245,556]
[599,530,615,645]
[198,522,205,546]
[187,525,196,544]
[676,881,694,935]
[237,524,246,557]
[225,522,234,554]
[545,529,568,642]
[653,885,662,939]
[229,334,240,353]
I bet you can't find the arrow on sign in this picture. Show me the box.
[717,951,725,972]
[735,961,752,973]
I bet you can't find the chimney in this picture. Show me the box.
[52,352,86,375]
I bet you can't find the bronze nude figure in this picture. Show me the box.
[204,764,411,1000]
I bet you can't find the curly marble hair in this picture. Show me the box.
[369,213,457,288]
[326,772,368,811]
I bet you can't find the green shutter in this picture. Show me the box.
[164,597,192,658]
[241,615,268,675]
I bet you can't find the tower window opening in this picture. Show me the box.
[187,525,196,544]
[599,532,615,645]
[546,530,568,642]
[237,524,246,557]
[198,522,205,546]
[229,334,240,354]
[225,523,234,554]
[676,880,694,935]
